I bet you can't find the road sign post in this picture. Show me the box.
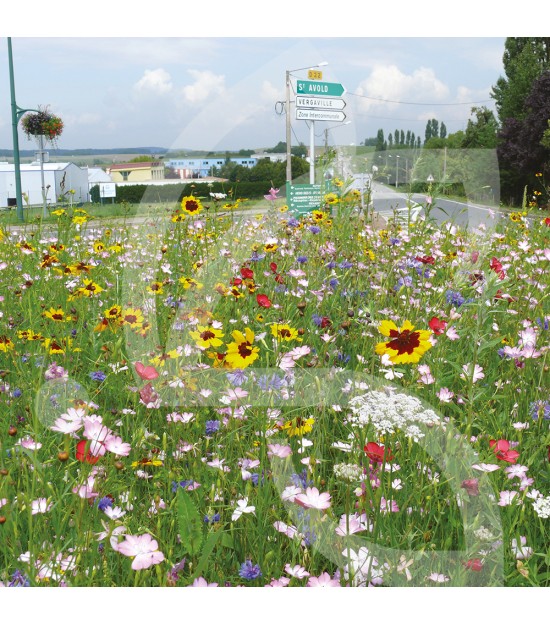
[286,182,323,215]
[296,80,345,97]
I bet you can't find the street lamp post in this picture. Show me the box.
[395,155,400,188]
[285,61,328,185]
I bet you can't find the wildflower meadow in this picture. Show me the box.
[0,176,549,591]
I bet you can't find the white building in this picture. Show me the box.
[0,162,89,209]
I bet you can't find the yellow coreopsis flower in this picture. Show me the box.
[0,336,15,352]
[281,416,315,437]
[43,307,68,322]
[225,328,260,369]
[375,320,433,365]
[121,308,144,328]
[180,195,203,216]
[189,325,224,349]
[271,323,301,342]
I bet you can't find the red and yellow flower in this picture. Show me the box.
[375,320,432,364]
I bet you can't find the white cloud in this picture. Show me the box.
[181,70,225,104]
[133,68,173,95]
[356,64,450,113]
[260,80,282,103]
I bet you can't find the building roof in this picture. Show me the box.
[108,161,164,170]
[0,162,75,172]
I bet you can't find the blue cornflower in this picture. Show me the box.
[329,278,339,289]
[205,420,221,435]
[204,513,221,524]
[308,225,321,234]
[97,496,114,511]
[389,237,401,246]
[338,260,353,269]
[226,369,248,386]
[89,370,107,382]
[337,352,350,364]
[535,317,549,331]
[325,261,337,269]
[291,469,312,489]
[239,560,262,580]
[296,255,308,264]
[394,276,413,290]
[172,480,194,493]
[249,251,266,262]
[274,284,287,293]
[446,289,466,307]
[257,374,285,391]
[12,388,22,398]
[8,570,30,587]
[286,217,300,228]
[530,400,550,421]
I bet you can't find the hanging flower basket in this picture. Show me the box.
[21,109,64,142]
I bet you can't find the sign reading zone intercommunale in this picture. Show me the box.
[296,109,346,122]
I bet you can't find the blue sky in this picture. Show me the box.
[0,4,533,153]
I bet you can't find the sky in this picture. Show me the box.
[0,3,538,154]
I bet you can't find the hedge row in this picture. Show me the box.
[90,181,282,205]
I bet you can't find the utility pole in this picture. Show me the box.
[285,70,292,184]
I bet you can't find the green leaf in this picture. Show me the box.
[176,489,203,557]
[194,529,223,579]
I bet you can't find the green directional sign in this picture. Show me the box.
[286,183,323,215]
[296,80,345,97]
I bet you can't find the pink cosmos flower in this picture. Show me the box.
[427,572,450,583]
[437,387,455,403]
[104,435,131,456]
[472,463,500,473]
[281,485,302,502]
[498,490,519,506]
[265,576,291,587]
[294,487,331,510]
[445,326,460,340]
[51,417,83,435]
[31,498,52,515]
[117,533,165,570]
[267,443,293,459]
[307,572,340,587]
[284,564,310,579]
[335,514,368,536]
[18,436,42,451]
[191,577,218,587]
[417,364,434,385]
[460,363,484,383]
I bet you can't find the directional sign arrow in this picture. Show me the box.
[296,80,345,97]
[296,96,346,110]
[295,109,347,123]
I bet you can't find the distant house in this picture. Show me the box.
[106,161,164,182]
[0,161,89,208]
[165,156,257,179]
[251,152,286,163]
[87,167,112,189]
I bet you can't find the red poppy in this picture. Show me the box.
[415,255,435,265]
[489,439,519,463]
[364,441,393,464]
[461,478,479,496]
[464,558,483,572]
[274,274,285,284]
[230,277,242,286]
[269,262,278,273]
[490,257,505,279]
[428,316,448,335]
[240,267,254,279]
[470,251,479,263]
[542,217,550,226]
[135,361,159,381]
[256,294,272,308]
[76,440,100,465]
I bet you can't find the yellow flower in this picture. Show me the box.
[189,325,224,349]
[311,210,326,222]
[179,277,203,290]
[121,308,144,328]
[324,192,339,205]
[225,328,260,369]
[375,320,433,364]
[51,209,66,217]
[72,215,88,225]
[131,458,163,468]
[270,323,301,342]
[43,307,68,322]
[93,241,106,253]
[104,304,122,320]
[0,336,15,352]
[332,178,344,188]
[264,242,278,253]
[180,195,203,216]
[147,281,164,295]
[281,416,315,437]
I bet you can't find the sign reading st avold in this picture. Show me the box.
[296,79,346,98]
[295,96,346,110]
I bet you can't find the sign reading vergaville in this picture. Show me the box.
[286,182,322,215]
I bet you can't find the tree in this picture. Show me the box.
[431,119,439,139]
[399,130,405,146]
[440,122,447,139]
[291,142,307,158]
[394,129,400,146]
[130,155,155,162]
[406,130,411,147]
[462,107,499,148]
[497,69,550,201]
[388,133,393,148]
[411,132,416,147]
[491,38,550,123]
[267,141,287,153]
[425,121,432,143]
[376,129,385,152]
